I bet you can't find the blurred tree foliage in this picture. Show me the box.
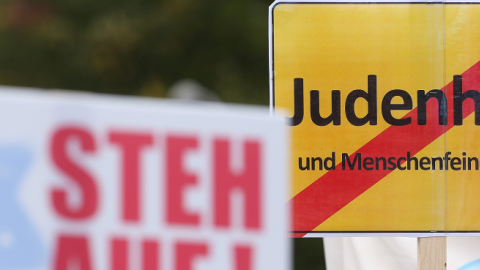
[0,0,269,104]
[0,1,327,269]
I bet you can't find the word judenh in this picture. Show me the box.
[286,75,479,126]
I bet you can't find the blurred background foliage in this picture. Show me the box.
[0,0,268,103]
[0,0,326,269]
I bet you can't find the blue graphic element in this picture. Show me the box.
[459,258,480,270]
[0,146,46,269]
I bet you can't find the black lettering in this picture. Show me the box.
[381,90,412,126]
[397,157,406,170]
[453,75,480,125]
[451,157,461,171]
[375,157,387,170]
[310,90,341,126]
[345,75,377,126]
[363,157,374,170]
[324,152,336,170]
[387,157,397,170]
[311,157,322,170]
[417,89,447,125]
[299,157,310,171]
[342,153,362,170]
[407,152,418,170]
[468,157,479,170]
[443,152,451,171]
[420,157,431,170]
[432,157,443,170]
[286,78,304,126]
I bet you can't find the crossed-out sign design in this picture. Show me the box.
[271,0,480,236]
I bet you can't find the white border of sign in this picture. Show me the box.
[269,0,480,237]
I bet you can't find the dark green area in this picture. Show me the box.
[0,0,270,104]
[0,1,327,269]
[294,238,327,270]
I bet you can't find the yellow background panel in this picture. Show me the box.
[445,5,480,231]
[274,4,445,198]
[315,137,445,231]
[446,113,480,231]
[274,3,480,231]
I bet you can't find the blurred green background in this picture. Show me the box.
[0,0,326,269]
[0,0,269,103]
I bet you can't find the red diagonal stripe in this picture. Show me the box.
[291,61,480,237]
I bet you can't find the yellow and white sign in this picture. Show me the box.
[270,0,480,236]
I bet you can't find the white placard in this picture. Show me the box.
[0,87,290,270]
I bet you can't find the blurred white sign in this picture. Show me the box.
[0,87,290,270]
